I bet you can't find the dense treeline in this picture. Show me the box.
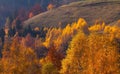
[0,18,120,74]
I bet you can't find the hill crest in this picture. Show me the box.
[24,0,120,28]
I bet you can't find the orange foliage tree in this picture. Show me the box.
[46,45,64,69]
[29,4,43,17]
[0,36,40,74]
[29,12,34,18]
[47,4,54,10]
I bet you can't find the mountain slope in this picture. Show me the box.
[24,0,120,28]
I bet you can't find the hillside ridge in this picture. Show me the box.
[24,0,120,28]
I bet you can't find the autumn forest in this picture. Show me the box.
[0,18,120,74]
[0,0,120,74]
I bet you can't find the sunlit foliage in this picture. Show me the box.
[1,18,120,74]
[60,31,88,74]
[44,18,88,53]
[60,24,120,74]
[1,37,40,74]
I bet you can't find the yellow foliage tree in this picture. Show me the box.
[60,31,88,74]
[87,33,119,74]
[60,30,120,74]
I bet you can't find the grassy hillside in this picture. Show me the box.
[23,0,120,28]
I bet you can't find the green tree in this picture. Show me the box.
[42,62,59,74]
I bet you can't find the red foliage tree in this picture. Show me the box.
[29,4,43,18]
[29,12,34,18]
[46,45,64,69]
[17,8,27,21]
[24,33,35,49]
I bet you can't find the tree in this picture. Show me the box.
[87,33,119,74]
[60,30,120,74]
[42,62,58,74]
[46,45,64,69]
[5,17,11,29]
[60,31,88,74]
[24,33,35,49]
[8,27,16,37]
[17,8,27,21]
[43,28,62,48]
[47,4,54,10]
[29,12,34,18]
[29,4,43,16]
[0,28,5,47]
[1,37,40,74]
